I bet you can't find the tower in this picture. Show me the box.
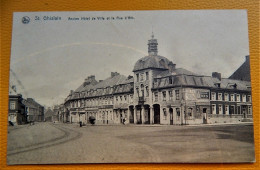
[148,32,158,56]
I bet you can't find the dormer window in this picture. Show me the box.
[169,77,173,84]
[214,83,221,88]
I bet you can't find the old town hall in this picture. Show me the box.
[61,34,252,125]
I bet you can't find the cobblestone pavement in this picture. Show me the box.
[7,122,255,164]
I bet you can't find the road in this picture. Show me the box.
[7,122,255,164]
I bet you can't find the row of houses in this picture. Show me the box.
[56,34,252,125]
[8,86,44,125]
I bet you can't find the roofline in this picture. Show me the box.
[152,85,251,92]
[133,67,168,72]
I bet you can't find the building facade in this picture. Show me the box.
[63,35,252,125]
[8,94,27,125]
[23,98,44,122]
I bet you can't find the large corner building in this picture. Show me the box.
[62,35,252,125]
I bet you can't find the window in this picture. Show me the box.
[248,95,251,102]
[218,93,222,101]
[163,108,167,120]
[211,92,216,100]
[140,84,144,97]
[116,96,118,102]
[187,108,193,118]
[140,73,144,81]
[242,94,246,102]
[130,95,133,102]
[162,91,166,101]
[146,86,149,97]
[136,88,139,97]
[218,105,222,114]
[124,95,127,101]
[224,93,229,101]
[154,92,158,102]
[175,90,180,100]
[169,91,173,100]
[212,104,216,114]
[169,77,173,84]
[120,96,122,101]
[136,74,139,82]
[225,105,229,115]
[236,94,240,102]
[81,100,84,107]
[10,101,15,110]
[146,72,149,80]
[248,106,252,114]
[237,106,241,114]
[196,106,200,113]
[176,108,180,120]
[230,94,234,101]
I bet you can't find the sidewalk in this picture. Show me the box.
[69,121,254,128]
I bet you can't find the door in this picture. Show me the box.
[242,106,246,118]
[154,104,160,124]
[170,108,173,125]
[203,108,207,124]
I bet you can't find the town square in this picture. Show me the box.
[7,122,255,164]
[7,10,254,164]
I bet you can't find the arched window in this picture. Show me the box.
[140,84,144,97]
[146,86,149,97]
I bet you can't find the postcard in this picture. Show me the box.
[7,10,254,164]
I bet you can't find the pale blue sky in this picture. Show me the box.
[10,10,249,107]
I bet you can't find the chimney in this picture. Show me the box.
[128,75,133,80]
[212,72,221,81]
[70,90,74,94]
[27,98,34,102]
[168,62,176,72]
[11,85,17,92]
[89,75,95,81]
[111,72,120,78]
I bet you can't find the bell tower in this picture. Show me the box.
[148,32,158,56]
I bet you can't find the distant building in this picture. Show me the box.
[63,34,252,125]
[52,105,60,122]
[8,85,27,125]
[44,107,55,122]
[229,55,251,81]
[23,98,44,122]
[8,94,27,125]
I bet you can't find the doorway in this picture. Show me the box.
[169,108,173,125]
[203,108,207,124]
[153,104,160,124]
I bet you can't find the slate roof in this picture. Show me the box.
[155,68,197,78]
[92,75,130,89]
[229,56,251,81]
[133,55,172,71]
[153,74,251,91]
[68,74,134,100]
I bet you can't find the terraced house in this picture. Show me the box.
[62,34,252,125]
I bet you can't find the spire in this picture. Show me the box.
[148,32,158,56]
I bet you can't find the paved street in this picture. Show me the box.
[7,122,255,164]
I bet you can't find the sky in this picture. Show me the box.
[10,10,250,107]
